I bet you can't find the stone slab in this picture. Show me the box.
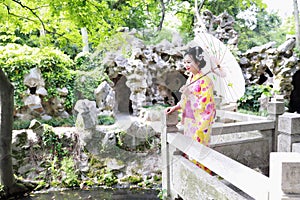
[278,113,300,135]
[270,152,300,199]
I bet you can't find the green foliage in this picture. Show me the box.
[175,1,194,41]
[116,131,127,147]
[202,0,266,17]
[45,156,79,188]
[37,48,75,111]
[0,44,37,109]
[157,188,167,200]
[74,68,110,101]
[281,16,297,35]
[237,84,274,112]
[142,28,175,45]
[13,117,75,130]
[294,47,300,58]
[114,0,162,30]
[40,116,75,127]
[87,166,118,187]
[173,0,267,42]
[48,156,61,187]
[13,119,31,130]
[236,9,283,51]
[98,115,115,125]
[121,175,143,184]
[42,125,68,157]
[0,0,285,57]
[61,157,79,187]
[99,170,118,187]
[238,108,268,117]
[74,52,93,71]
[0,0,152,56]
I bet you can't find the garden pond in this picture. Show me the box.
[20,188,160,200]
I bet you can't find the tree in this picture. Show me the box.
[293,0,300,48]
[0,69,35,197]
[0,0,128,56]
[236,9,282,51]
[0,0,167,57]
[174,0,268,43]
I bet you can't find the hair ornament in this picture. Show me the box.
[195,46,204,62]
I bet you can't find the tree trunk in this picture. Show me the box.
[0,69,35,197]
[81,27,89,53]
[0,69,15,188]
[293,0,300,49]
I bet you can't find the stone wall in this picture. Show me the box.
[102,30,188,116]
[239,36,299,100]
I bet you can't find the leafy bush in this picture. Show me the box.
[42,125,68,157]
[74,51,93,71]
[237,84,274,112]
[0,43,75,111]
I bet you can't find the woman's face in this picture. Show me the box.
[183,54,199,75]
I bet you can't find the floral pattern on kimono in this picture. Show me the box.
[180,72,216,173]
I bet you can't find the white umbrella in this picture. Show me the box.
[189,31,245,103]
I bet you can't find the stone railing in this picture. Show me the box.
[161,99,300,200]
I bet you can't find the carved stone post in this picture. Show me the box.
[277,112,300,152]
[267,98,285,151]
[270,152,300,199]
[161,110,179,200]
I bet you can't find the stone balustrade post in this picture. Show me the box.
[267,98,285,151]
[277,112,300,152]
[161,110,179,199]
[270,152,300,200]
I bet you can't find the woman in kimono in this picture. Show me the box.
[165,46,216,173]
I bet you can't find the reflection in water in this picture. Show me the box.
[21,188,159,200]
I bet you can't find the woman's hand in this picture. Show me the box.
[165,104,180,115]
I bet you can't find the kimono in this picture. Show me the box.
[179,72,216,172]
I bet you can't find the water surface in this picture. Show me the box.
[21,188,160,200]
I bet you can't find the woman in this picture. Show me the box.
[165,46,216,173]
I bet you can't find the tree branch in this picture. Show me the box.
[12,0,47,33]
[198,0,205,14]
[3,1,73,42]
[3,3,36,22]
[157,0,166,31]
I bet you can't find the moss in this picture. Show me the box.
[98,171,118,187]
[13,120,31,130]
[121,175,143,184]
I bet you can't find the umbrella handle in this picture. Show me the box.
[211,65,226,77]
[180,70,212,92]
[179,64,223,93]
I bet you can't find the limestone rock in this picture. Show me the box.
[74,99,98,147]
[94,81,116,116]
[24,67,45,88]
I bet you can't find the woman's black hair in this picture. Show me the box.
[184,46,206,69]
